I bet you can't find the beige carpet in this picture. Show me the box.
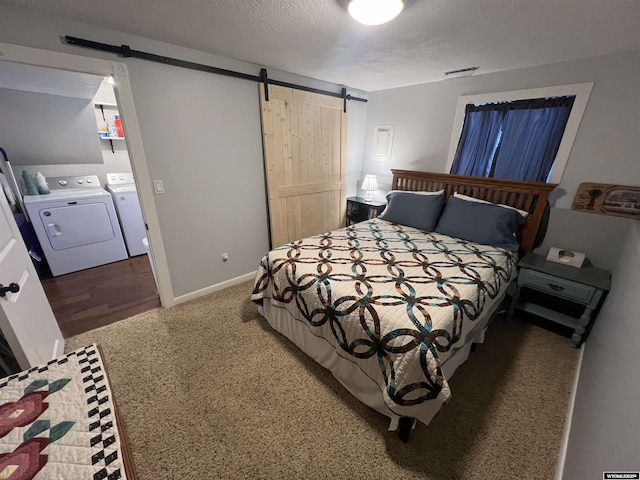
[66,281,579,480]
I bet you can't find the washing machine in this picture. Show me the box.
[23,175,128,277]
[106,172,147,257]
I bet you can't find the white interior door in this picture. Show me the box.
[0,190,64,371]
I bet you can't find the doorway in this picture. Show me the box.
[0,43,171,346]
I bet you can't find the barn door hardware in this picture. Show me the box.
[260,68,269,102]
[64,36,367,108]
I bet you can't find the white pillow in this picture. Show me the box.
[453,192,529,218]
[387,189,445,196]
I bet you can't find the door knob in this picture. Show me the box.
[0,283,20,297]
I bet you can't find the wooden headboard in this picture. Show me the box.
[391,169,557,253]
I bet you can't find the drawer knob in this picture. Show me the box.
[548,283,565,291]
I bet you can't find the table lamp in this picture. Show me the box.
[361,174,378,202]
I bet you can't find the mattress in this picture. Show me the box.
[252,219,518,426]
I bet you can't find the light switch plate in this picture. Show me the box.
[153,180,165,194]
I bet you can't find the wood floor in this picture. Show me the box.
[41,255,160,339]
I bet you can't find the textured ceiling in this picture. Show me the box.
[2,0,640,91]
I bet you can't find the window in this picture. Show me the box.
[451,96,575,182]
[445,83,593,183]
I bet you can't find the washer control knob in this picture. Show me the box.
[58,180,68,186]
[119,176,125,180]
[77,179,83,184]
[86,178,92,183]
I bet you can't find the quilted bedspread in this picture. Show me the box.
[0,344,130,479]
[252,219,518,424]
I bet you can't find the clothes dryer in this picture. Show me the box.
[23,175,128,276]
[106,173,146,256]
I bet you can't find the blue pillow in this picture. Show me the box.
[435,196,526,251]
[378,191,445,232]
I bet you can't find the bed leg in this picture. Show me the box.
[398,417,414,443]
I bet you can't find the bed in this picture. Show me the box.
[252,170,556,440]
[0,344,137,479]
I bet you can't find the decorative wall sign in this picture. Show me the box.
[572,182,640,220]
[372,124,394,161]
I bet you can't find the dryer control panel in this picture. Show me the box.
[106,172,135,185]
[48,175,102,190]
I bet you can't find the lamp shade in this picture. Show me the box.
[348,0,404,26]
[361,174,378,202]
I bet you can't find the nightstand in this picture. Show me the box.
[508,253,611,347]
[346,197,387,226]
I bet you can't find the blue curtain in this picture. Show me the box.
[491,98,574,181]
[450,105,504,177]
[450,97,575,181]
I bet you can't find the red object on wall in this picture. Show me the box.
[114,115,124,138]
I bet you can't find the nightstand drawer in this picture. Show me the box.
[346,197,387,226]
[519,269,595,304]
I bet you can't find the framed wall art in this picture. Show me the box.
[572,182,640,220]
[371,124,394,161]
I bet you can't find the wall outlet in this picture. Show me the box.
[221,253,229,263]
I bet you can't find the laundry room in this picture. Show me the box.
[0,60,159,339]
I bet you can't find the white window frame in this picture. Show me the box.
[445,82,594,184]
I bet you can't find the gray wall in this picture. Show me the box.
[0,4,369,298]
[0,85,134,190]
[533,207,633,271]
[562,220,640,478]
[346,98,368,197]
[360,50,640,271]
[0,88,102,166]
[124,59,268,295]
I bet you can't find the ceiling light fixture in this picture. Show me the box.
[348,0,404,26]
[444,67,479,80]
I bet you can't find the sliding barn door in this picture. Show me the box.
[259,84,347,248]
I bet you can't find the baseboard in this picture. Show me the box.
[554,343,585,480]
[172,271,256,306]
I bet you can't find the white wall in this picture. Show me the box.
[561,220,640,478]
[0,4,369,298]
[360,50,640,271]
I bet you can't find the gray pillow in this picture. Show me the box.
[435,196,526,251]
[378,191,445,232]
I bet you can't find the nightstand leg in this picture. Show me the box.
[570,290,604,347]
[570,332,583,348]
[570,307,593,347]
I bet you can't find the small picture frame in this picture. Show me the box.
[372,124,394,161]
